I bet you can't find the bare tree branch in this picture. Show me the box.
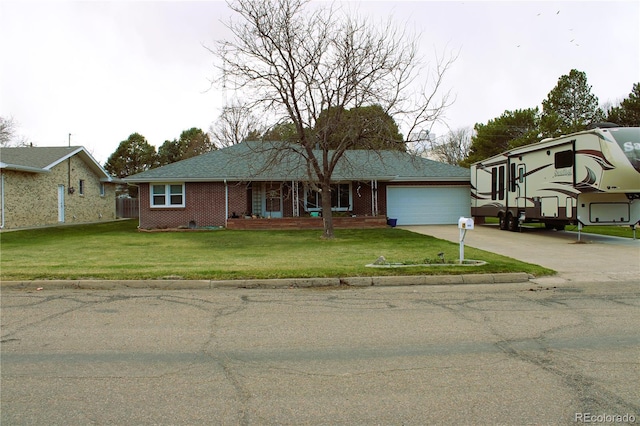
[0,116,31,147]
[211,0,455,238]
[209,98,264,147]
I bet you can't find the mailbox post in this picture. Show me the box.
[458,217,474,263]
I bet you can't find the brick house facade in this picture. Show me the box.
[0,146,120,230]
[127,142,471,229]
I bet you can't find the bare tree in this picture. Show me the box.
[0,116,31,147]
[209,98,264,147]
[429,126,472,166]
[213,0,455,238]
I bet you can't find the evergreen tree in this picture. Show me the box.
[158,128,214,166]
[607,83,640,126]
[540,69,604,137]
[104,133,158,197]
[462,108,539,166]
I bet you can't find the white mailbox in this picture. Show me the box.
[457,217,474,263]
[458,217,474,230]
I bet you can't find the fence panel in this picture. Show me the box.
[116,198,139,218]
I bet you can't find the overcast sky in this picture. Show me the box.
[1,1,638,164]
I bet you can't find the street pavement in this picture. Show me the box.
[1,281,638,425]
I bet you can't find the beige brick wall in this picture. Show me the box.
[1,155,117,229]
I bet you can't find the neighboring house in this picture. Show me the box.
[126,142,470,229]
[0,146,120,230]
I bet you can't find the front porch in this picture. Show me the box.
[226,215,388,230]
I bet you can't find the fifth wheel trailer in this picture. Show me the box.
[470,126,640,231]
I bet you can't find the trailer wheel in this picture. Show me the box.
[555,224,565,231]
[508,214,519,232]
[499,214,508,230]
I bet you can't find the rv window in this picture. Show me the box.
[498,166,505,199]
[555,150,573,168]
[491,167,497,200]
[608,127,640,173]
[509,163,516,192]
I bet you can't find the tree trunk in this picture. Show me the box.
[320,180,334,239]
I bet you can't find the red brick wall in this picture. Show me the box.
[351,181,374,216]
[138,182,246,229]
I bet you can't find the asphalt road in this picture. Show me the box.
[2,281,638,425]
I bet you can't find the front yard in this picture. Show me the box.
[0,220,553,281]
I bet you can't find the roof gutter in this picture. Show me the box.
[0,163,50,174]
[124,176,471,184]
[391,176,470,182]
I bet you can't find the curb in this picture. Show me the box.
[0,273,531,290]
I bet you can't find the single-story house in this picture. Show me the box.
[125,141,471,229]
[0,146,120,230]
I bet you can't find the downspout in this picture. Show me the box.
[1,173,5,229]
[137,186,141,229]
[67,133,72,194]
[224,179,229,228]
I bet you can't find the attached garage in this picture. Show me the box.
[386,186,470,225]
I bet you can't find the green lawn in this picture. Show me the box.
[0,220,553,281]
[562,223,638,238]
[484,217,638,238]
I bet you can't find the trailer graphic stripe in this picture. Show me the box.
[522,163,552,177]
[575,167,602,193]
[540,187,579,198]
[576,149,616,170]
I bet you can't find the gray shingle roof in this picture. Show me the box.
[0,146,116,180]
[126,141,470,182]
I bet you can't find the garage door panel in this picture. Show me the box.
[387,187,470,225]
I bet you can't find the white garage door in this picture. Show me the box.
[387,186,470,225]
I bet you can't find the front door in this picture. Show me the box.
[58,185,65,222]
[263,182,283,218]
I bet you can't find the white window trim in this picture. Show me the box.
[304,183,352,212]
[150,183,186,208]
[99,183,106,197]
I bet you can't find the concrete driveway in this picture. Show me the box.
[400,224,640,284]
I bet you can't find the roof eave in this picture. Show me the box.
[0,163,49,174]
[47,147,114,180]
[390,176,470,182]
[125,175,470,183]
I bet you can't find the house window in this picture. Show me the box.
[79,179,85,195]
[151,183,185,208]
[305,183,351,211]
[100,183,105,197]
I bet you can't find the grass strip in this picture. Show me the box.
[0,220,554,280]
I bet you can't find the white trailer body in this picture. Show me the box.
[470,127,640,231]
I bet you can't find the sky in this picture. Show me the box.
[1,0,639,165]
